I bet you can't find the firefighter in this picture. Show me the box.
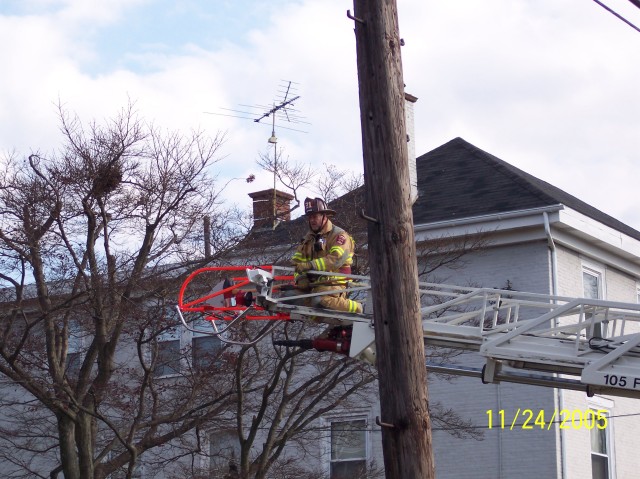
[290,197,363,315]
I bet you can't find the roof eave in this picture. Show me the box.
[414,205,564,241]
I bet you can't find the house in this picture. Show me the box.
[410,137,640,479]
[236,136,640,478]
[3,132,637,479]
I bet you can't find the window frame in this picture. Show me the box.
[582,261,606,338]
[208,429,241,474]
[323,412,370,479]
[190,318,223,371]
[153,323,182,378]
[587,397,616,479]
[66,319,85,377]
[152,314,225,378]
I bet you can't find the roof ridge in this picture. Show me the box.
[416,137,640,240]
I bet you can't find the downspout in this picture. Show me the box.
[543,211,566,479]
[543,211,559,298]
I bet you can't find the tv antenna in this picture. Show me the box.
[206,80,309,228]
[206,80,309,133]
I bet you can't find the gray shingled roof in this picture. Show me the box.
[413,137,640,241]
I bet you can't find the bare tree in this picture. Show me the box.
[0,105,401,479]
[0,104,245,479]
[212,322,378,479]
[256,147,364,213]
[256,147,315,216]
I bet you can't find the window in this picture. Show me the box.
[191,318,222,371]
[209,430,240,474]
[330,419,367,479]
[583,268,602,300]
[583,265,605,337]
[589,409,611,479]
[66,319,84,377]
[153,326,181,377]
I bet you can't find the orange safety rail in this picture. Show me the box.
[178,265,293,321]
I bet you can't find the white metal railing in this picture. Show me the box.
[178,266,640,397]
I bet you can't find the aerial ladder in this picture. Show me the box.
[177,265,640,399]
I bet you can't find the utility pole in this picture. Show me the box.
[351,1,435,478]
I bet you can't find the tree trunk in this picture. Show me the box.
[58,414,81,479]
[352,1,435,478]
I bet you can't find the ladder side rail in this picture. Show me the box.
[427,309,488,327]
[480,303,582,335]
[418,289,473,301]
[271,266,373,290]
[482,348,591,369]
[418,281,479,295]
[484,298,567,333]
[418,281,584,305]
[277,303,371,323]
[481,299,640,375]
[578,297,640,311]
[287,267,373,283]
[494,298,561,310]
[481,299,584,351]
[483,304,623,352]
[273,285,372,305]
[527,305,617,336]
[423,292,561,334]
[488,299,554,329]
[420,289,494,317]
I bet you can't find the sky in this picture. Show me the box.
[1,0,640,230]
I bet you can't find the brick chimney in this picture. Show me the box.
[248,189,294,228]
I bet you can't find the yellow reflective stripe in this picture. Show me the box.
[329,246,345,256]
[326,275,347,284]
[292,253,310,261]
[312,258,327,271]
[348,300,358,313]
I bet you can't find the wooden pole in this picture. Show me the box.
[351,1,435,478]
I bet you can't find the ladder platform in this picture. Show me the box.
[177,265,640,398]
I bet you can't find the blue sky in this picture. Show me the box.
[2,0,640,230]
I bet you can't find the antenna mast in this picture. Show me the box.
[205,80,308,228]
[252,81,303,228]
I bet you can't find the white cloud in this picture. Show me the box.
[1,0,640,228]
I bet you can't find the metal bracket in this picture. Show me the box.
[346,10,365,25]
[376,416,395,429]
[360,209,380,224]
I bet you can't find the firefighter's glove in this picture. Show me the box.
[295,274,310,290]
[295,261,312,274]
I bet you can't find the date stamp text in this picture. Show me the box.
[486,409,608,430]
